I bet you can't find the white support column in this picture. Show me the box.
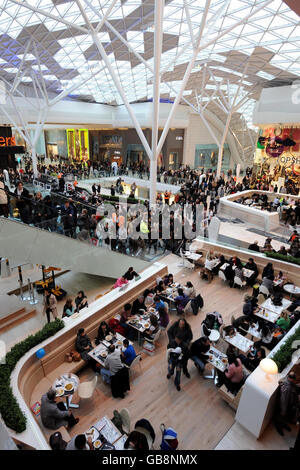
[156,0,211,158]
[31,147,38,178]
[150,0,164,207]
[78,0,152,159]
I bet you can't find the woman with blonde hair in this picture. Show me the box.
[276,310,290,331]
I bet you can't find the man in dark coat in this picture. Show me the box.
[75,328,93,362]
[189,336,211,373]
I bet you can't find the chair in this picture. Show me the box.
[163,302,169,314]
[129,354,142,377]
[233,276,246,288]
[119,408,131,435]
[216,336,227,354]
[259,285,269,297]
[142,329,162,355]
[218,324,224,338]
[257,293,266,305]
[218,270,227,282]
[77,375,98,400]
[231,315,236,325]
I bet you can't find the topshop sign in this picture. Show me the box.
[279,155,300,165]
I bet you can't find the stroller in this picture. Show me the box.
[160,424,178,450]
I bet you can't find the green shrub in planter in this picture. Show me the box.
[272,325,300,373]
[0,318,64,433]
[265,251,300,267]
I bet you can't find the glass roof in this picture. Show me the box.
[0,0,299,129]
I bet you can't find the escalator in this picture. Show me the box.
[0,217,149,279]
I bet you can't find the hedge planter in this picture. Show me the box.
[265,251,300,267]
[272,325,300,373]
[0,319,64,433]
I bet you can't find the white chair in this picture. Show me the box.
[142,329,162,355]
[257,293,266,304]
[233,276,246,288]
[129,354,142,376]
[178,248,185,267]
[77,375,98,400]
[259,285,270,297]
[218,270,227,282]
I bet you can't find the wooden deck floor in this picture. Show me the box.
[31,255,254,449]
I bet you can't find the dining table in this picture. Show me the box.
[159,283,182,312]
[203,346,228,384]
[183,251,202,269]
[219,263,254,279]
[84,415,124,450]
[256,297,292,324]
[224,332,254,354]
[53,373,80,410]
[126,307,159,345]
[283,284,300,299]
[88,332,131,366]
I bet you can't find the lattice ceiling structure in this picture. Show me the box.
[0,0,299,196]
[0,0,299,118]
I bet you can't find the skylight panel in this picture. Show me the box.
[256,71,275,80]
[3,67,18,73]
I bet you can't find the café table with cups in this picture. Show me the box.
[255,297,292,324]
[159,283,182,312]
[88,332,131,366]
[283,284,300,299]
[53,373,80,409]
[204,346,228,384]
[224,331,254,354]
[126,307,159,344]
[84,415,124,450]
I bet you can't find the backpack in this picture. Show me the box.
[160,425,178,450]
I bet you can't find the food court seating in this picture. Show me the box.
[259,285,270,297]
[218,384,244,411]
[218,270,227,283]
[142,329,162,355]
[257,293,266,304]
[77,375,98,401]
[33,414,71,444]
[19,265,168,441]
[233,276,247,289]
[128,354,142,377]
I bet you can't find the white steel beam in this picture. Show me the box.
[9,0,89,34]
[156,0,211,158]
[150,0,165,207]
[183,0,196,50]
[77,0,152,159]
[216,60,250,177]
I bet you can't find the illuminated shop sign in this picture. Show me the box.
[0,136,16,147]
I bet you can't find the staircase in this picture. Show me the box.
[0,295,37,335]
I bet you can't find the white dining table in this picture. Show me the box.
[224,332,254,353]
[53,373,80,409]
[259,297,292,320]
[203,346,228,383]
[88,332,130,366]
[283,284,300,297]
[85,415,123,449]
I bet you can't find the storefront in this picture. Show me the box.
[44,129,68,161]
[89,128,184,169]
[0,126,25,170]
[67,129,90,163]
[194,144,231,173]
[253,126,300,186]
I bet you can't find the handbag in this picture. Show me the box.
[71,350,81,362]
[65,352,73,363]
